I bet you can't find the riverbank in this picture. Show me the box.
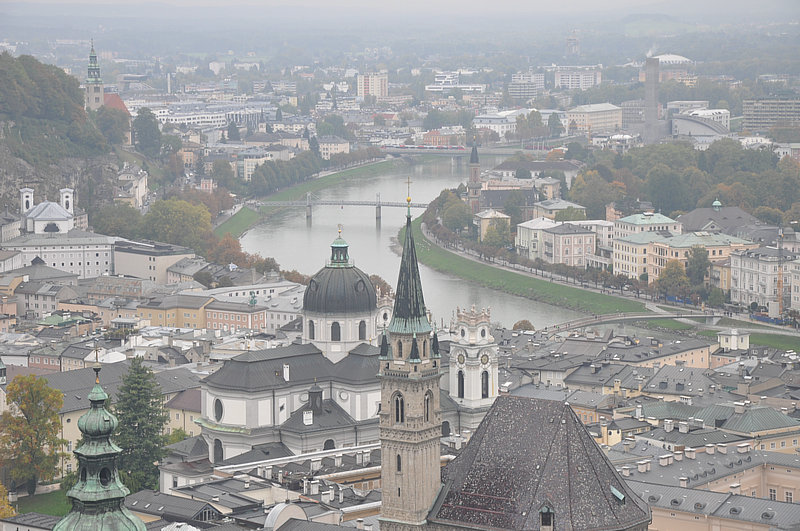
[407,218,646,315]
[215,158,408,238]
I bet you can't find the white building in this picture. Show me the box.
[357,73,388,99]
[731,246,796,314]
[613,212,682,240]
[554,66,602,90]
[2,230,115,280]
[472,109,532,137]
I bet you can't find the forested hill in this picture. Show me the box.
[0,52,115,213]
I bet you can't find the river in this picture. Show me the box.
[240,156,582,329]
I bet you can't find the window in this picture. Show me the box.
[359,320,366,341]
[769,488,777,501]
[786,492,793,503]
[394,394,405,423]
[481,370,489,399]
[308,320,315,339]
[396,454,402,472]
[424,391,432,422]
[331,322,341,341]
[457,370,465,399]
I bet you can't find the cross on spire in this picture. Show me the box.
[406,176,413,216]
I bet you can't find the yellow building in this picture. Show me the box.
[566,103,623,134]
[137,294,213,329]
[473,209,511,241]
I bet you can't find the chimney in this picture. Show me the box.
[339,488,344,504]
[356,518,365,530]
[621,466,631,477]
[679,477,689,488]
[664,419,674,432]
[623,438,635,452]
[355,452,363,465]
[321,488,334,503]
[705,443,715,455]
[310,480,320,495]
[717,444,728,454]
[635,404,643,420]
[730,483,741,495]
[737,443,750,454]
[684,447,696,459]
[362,450,372,464]
[303,479,309,495]
[637,461,648,473]
[734,401,745,414]
[244,480,250,489]
[212,495,220,502]
[310,458,322,472]
[782,407,789,415]
[334,454,343,467]
[659,454,671,467]
[264,465,272,479]
[283,363,290,381]
[678,421,689,434]
[364,525,373,531]
[673,451,683,461]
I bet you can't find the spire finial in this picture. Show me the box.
[406,176,413,217]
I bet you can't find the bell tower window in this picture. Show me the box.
[457,370,465,399]
[393,393,405,423]
[482,370,489,399]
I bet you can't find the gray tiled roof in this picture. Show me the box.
[125,489,220,520]
[0,512,61,529]
[280,399,356,433]
[428,396,651,530]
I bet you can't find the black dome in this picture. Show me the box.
[303,235,377,314]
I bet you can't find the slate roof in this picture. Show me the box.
[165,435,208,460]
[202,343,380,392]
[428,396,651,530]
[165,388,201,412]
[218,442,293,466]
[0,512,61,529]
[388,213,431,336]
[277,519,348,530]
[721,406,800,434]
[280,398,357,433]
[125,489,221,521]
[677,206,760,233]
[24,200,72,220]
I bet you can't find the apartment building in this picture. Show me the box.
[613,212,682,240]
[743,99,800,133]
[541,223,596,267]
[566,103,623,134]
[114,240,195,284]
[731,247,797,311]
[554,66,602,90]
[357,73,388,99]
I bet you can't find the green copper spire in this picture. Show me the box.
[87,40,102,84]
[54,364,146,531]
[388,203,431,336]
[329,227,351,267]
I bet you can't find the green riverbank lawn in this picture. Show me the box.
[407,218,646,315]
[213,206,260,238]
[698,330,800,351]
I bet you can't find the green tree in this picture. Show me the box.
[515,168,532,179]
[483,219,511,248]
[91,203,144,240]
[685,246,711,286]
[133,107,162,159]
[657,260,690,298]
[568,170,617,219]
[227,122,241,142]
[548,113,564,137]
[708,287,726,308]
[212,160,235,189]
[646,163,689,215]
[166,428,189,445]
[142,199,212,251]
[0,375,66,495]
[94,106,130,145]
[114,358,169,492]
[512,320,535,331]
[503,191,527,227]
[0,483,15,518]
[442,200,472,232]
[565,142,587,162]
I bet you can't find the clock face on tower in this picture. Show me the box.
[457,353,465,365]
[481,353,489,365]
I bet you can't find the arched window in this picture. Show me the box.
[442,421,451,437]
[396,454,402,472]
[331,322,341,341]
[323,439,335,450]
[308,320,315,340]
[482,370,489,399]
[396,341,403,359]
[213,439,223,463]
[457,370,465,399]
[394,393,405,423]
[423,339,427,358]
[424,391,432,422]
[358,320,366,340]
[540,506,553,529]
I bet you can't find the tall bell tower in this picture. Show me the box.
[379,197,442,529]
[85,40,104,111]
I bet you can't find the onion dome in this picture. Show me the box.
[303,232,377,314]
[78,367,119,438]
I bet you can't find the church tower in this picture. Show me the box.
[85,41,104,111]
[54,365,145,531]
[467,143,481,214]
[449,305,499,411]
[379,199,441,529]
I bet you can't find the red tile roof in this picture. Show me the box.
[103,93,131,116]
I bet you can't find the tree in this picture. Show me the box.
[483,220,511,248]
[142,199,212,251]
[0,483,14,518]
[90,203,144,240]
[0,375,66,494]
[512,320,535,331]
[133,107,162,159]
[657,260,690,298]
[685,246,711,286]
[503,191,527,227]
[548,113,564,137]
[369,274,393,296]
[212,160,235,189]
[94,106,130,145]
[442,201,472,232]
[708,287,726,308]
[565,142,587,162]
[227,122,241,142]
[515,168,532,179]
[114,358,169,492]
[166,428,189,445]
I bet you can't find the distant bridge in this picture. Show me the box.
[252,192,428,222]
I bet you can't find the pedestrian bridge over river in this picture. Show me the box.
[252,192,428,222]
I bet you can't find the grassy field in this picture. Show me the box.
[698,329,800,350]
[215,159,405,237]
[408,219,646,315]
[16,489,70,517]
